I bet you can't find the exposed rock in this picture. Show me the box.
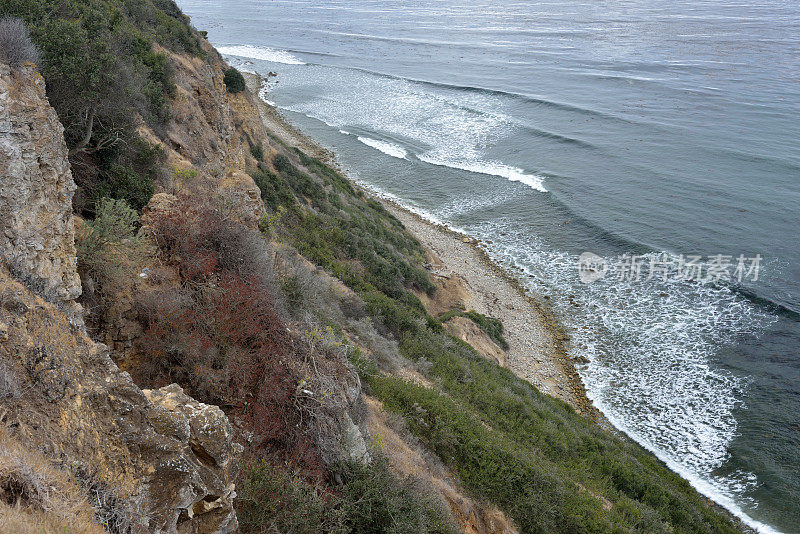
[0,64,81,316]
[0,62,241,533]
[0,266,241,534]
[140,42,267,228]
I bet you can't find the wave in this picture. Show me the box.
[417,154,547,192]
[356,136,408,159]
[217,45,306,65]
[520,125,597,149]
[320,30,513,49]
[340,64,636,124]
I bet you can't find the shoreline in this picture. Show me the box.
[243,71,768,533]
[379,199,604,423]
[243,71,602,423]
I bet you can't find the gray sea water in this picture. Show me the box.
[176,1,799,531]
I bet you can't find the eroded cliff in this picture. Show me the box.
[0,62,241,534]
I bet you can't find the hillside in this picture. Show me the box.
[0,2,751,533]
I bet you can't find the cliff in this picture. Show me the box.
[0,62,81,318]
[0,3,749,531]
[0,63,241,533]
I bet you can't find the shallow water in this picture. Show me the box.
[177,1,799,531]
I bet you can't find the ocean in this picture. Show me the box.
[175,1,799,531]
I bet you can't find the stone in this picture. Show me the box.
[0,62,241,533]
[0,64,81,309]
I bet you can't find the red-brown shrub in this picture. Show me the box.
[137,196,323,474]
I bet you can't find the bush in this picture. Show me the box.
[223,66,245,93]
[95,164,155,212]
[237,461,339,534]
[250,142,264,161]
[337,455,459,534]
[76,198,142,280]
[0,17,38,67]
[237,455,459,534]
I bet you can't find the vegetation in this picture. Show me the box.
[255,150,435,307]
[0,425,105,533]
[76,197,148,296]
[0,0,198,213]
[238,455,458,534]
[137,196,460,532]
[358,328,739,533]
[223,66,246,93]
[260,145,742,533]
[0,16,39,67]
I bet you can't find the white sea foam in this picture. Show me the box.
[356,136,407,159]
[255,79,276,106]
[272,64,547,193]
[466,218,778,533]
[218,45,306,65]
[339,129,351,135]
[417,154,547,192]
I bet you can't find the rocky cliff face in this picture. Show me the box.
[0,63,81,318]
[0,62,241,533]
[147,41,267,227]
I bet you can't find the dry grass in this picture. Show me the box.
[0,426,104,534]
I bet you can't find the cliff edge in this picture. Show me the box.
[0,62,241,534]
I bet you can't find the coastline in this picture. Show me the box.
[243,72,602,423]
[380,201,603,422]
[242,71,771,532]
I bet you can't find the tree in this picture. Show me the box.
[224,67,245,93]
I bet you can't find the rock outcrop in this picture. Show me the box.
[0,63,81,315]
[143,42,268,227]
[0,269,241,533]
[0,61,241,533]
[443,315,507,367]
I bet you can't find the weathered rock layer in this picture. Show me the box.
[0,64,81,309]
[0,61,241,534]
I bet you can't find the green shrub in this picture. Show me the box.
[250,142,264,161]
[266,149,434,305]
[337,455,459,534]
[76,197,145,288]
[95,164,155,212]
[238,456,459,534]
[251,169,295,211]
[280,274,304,315]
[223,66,246,93]
[238,461,340,534]
[348,320,741,534]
